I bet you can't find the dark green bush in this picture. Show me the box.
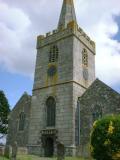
[90,115,120,160]
[0,90,10,135]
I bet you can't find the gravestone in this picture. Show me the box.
[11,141,18,160]
[57,142,65,160]
[4,145,10,158]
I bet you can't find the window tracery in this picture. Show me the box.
[19,112,25,131]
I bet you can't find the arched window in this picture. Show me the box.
[49,45,59,63]
[82,48,88,67]
[46,97,56,127]
[92,105,102,122]
[19,112,25,131]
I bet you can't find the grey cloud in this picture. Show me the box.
[2,0,62,32]
[0,0,63,77]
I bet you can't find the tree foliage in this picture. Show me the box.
[0,90,10,136]
[90,115,120,160]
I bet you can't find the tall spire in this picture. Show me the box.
[58,0,77,29]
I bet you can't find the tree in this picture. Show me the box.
[90,115,120,160]
[0,90,10,137]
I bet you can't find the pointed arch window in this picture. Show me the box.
[19,112,25,131]
[92,105,102,122]
[82,48,88,67]
[49,45,59,63]
[46,97,56,127]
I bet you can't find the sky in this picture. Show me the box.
[0,0,120,108]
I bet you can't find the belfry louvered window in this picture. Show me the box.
[49,45,59,63]
[82,48,88,67]
[19,112,25,131]
[46,97,56,127]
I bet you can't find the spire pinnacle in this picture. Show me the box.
[58,0,77,29]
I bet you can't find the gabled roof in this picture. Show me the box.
[79,78,120,100]
[58,0,77,28]
[11,92,31,112]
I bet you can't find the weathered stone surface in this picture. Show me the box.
[58,0,77,28]
[11,141,18,160]
[17,147,28,155]
[4,145,11,158]
[7,0,96,156]
[57,142,65,160]
[0,145,4,156]
[78,79,120,157]
[7,92,31,147]
[6,0,120,158]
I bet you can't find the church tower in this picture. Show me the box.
[28,0,96,156]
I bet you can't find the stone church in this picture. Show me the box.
[6,0,120,157]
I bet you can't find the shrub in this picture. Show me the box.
[90,115,120,160]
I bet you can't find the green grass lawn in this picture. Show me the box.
[0,156,8,160]
[0,155,89,160]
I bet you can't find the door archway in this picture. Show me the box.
[44,137,54,157]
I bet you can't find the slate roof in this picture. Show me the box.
[79,78,120,100]
[11,92,31,112]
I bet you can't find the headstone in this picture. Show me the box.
[0,145,4,156]
[57,142,65,160]
[11,141,18,160]
[4,145,10,158]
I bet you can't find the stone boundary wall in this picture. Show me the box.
[17,147,28,155]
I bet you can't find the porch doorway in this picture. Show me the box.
[44,137,54,157]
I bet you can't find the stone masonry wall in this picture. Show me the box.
[7,93,31,147]
[28,19,96,156]
[79,79,120,157]
[28,83,73,155]
[73,36,95,88]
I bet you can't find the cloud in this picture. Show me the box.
[0,2,35,77]
[76,0,120,87]
[0,2,30,31]
[94,19,120,86]
[0,0,62,77]
[0,0,120,88]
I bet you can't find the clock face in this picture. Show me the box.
[83,68,88,80]
[47,65,57,77]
